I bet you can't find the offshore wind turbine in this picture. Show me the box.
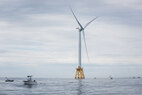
[70,8,97,79]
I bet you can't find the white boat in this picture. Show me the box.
[23,76,37,85]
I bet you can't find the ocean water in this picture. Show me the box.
[0,78,142,95]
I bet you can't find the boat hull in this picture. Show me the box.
[5,80,14,82]
[23,81,37,85]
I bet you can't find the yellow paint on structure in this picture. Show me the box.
[75,67,85,79]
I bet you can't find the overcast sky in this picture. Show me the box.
[0,0,142,78]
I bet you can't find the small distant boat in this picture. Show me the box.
[109,76,113,80]
[5,77,14,82]
[132,76,141,79]
[23,76,37,85]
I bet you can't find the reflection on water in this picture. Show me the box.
[77,79,83,95]
[24,84,33,88]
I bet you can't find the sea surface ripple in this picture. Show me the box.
[0,78,142,95]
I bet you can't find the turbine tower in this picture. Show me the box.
[70,8,97,79]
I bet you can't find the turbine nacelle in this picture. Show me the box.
[76,27,84,32]
[70,7,97,67]
[70,8,97,79]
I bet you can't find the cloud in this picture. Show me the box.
[102,0,142,10]
[0,0,141,77]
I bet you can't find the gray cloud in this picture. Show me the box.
[0,0,141,77]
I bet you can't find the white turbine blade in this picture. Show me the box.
[70,8,83,29]
[84,17,98,29]
[82,30,89,61]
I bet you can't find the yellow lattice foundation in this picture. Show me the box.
[75,67,85,79]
